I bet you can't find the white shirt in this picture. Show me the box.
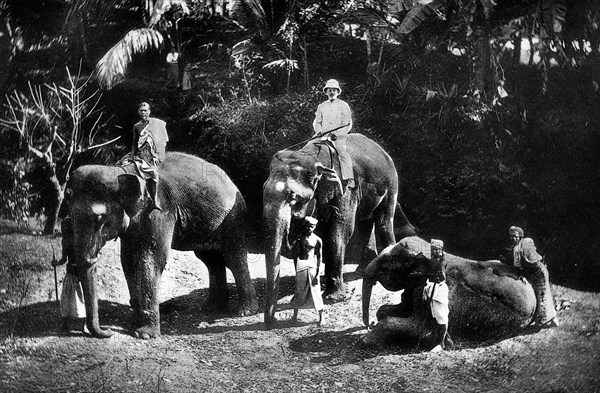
[313,98,352,136]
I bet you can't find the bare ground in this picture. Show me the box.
[0,231,599,393]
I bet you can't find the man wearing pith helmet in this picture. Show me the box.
[312,79,355,188]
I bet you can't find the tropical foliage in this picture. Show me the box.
[0,0,598,289]
[0,69,117,233]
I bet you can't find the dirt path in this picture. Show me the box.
[1,235,599,392]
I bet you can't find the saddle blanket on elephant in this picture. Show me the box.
[60,272,86,318]
[524,262,556,324]
[116,144,159,182]
[292,259,324,311]
[304,136,352,182]
[423,280,449,325]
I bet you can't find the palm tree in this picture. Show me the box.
[361,0,568,101]
[66,0,190,89]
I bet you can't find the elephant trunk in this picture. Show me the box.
[79,262,113,338]
[263,202,291,326]
[362,274,375,327]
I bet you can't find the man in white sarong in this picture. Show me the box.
[51,217,86,334]
[290,217,325,326]
[423,239,450,352]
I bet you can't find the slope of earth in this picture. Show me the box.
[0,230,599,393]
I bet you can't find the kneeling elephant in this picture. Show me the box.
[68,152,258,339]
[362,237,556,343]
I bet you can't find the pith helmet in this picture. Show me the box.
[323,79,341,94]
[509,226,524,237]
[431,239,444,249]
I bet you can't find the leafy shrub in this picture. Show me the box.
[0,158,32,223]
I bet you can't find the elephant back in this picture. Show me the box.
[158,152,245,235]
[398,237,537,339]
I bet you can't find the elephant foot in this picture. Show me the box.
[236,300,259,316]
[323,277,346,303]
[133,325,160,340]
[264,314,278,329]
[323,289,347,304]
[90,327,114,339]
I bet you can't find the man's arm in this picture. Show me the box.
[312,104,324,135]
[131,125,138,156]
[339,102,352,134]
[315,237,322,274]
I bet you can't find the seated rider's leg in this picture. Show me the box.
[146,179,161,211]
[334,138,354,188]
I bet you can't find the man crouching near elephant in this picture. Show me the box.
[120,102,169,211]
[501,226,559,328]
[422,239,450,352]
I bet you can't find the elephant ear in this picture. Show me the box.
[117,173,145,216]
[314,163,343,199]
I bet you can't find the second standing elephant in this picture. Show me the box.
[263,133,415,325]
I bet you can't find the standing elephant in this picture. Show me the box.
[67,152,258,339]
[263,133,415,325]
[362,237,544,343]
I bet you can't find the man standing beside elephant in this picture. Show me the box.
[502,226,559,328]
[128,102,169,211]
[312,79,355,188]
[423,239,450,352]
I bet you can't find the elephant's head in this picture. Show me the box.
[117,173,150,217]
[67,166,132,338]
[362,243,432,327]
[263,150,344,325]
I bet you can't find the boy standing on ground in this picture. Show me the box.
[51,217,86,334]
[290,217,326,326]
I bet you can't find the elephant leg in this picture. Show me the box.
[322,202,355,303]
[132,247,166,339]
[221,243,258,316]
[130,221,170,339]
[220,205,258,316]
[196,250,229,311]
[120,235,143,329]
[351,219,376,275]
[373,195,396,253]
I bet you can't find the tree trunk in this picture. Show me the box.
[300,35,309,87]
[43,173,63,235]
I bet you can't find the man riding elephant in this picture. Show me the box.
[120,101,169,211]
[312,79,354,189]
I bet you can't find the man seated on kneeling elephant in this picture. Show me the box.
[500,226,559,328]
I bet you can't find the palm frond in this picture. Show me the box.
[65,0,128,28]
[148,0,190,27]
[96,28,164,89]
[397,0,446,34]
[230,0,271,37]
[541,0,566,35]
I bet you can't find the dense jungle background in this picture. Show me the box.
[0,1,598,289]
[1,1,600,392]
